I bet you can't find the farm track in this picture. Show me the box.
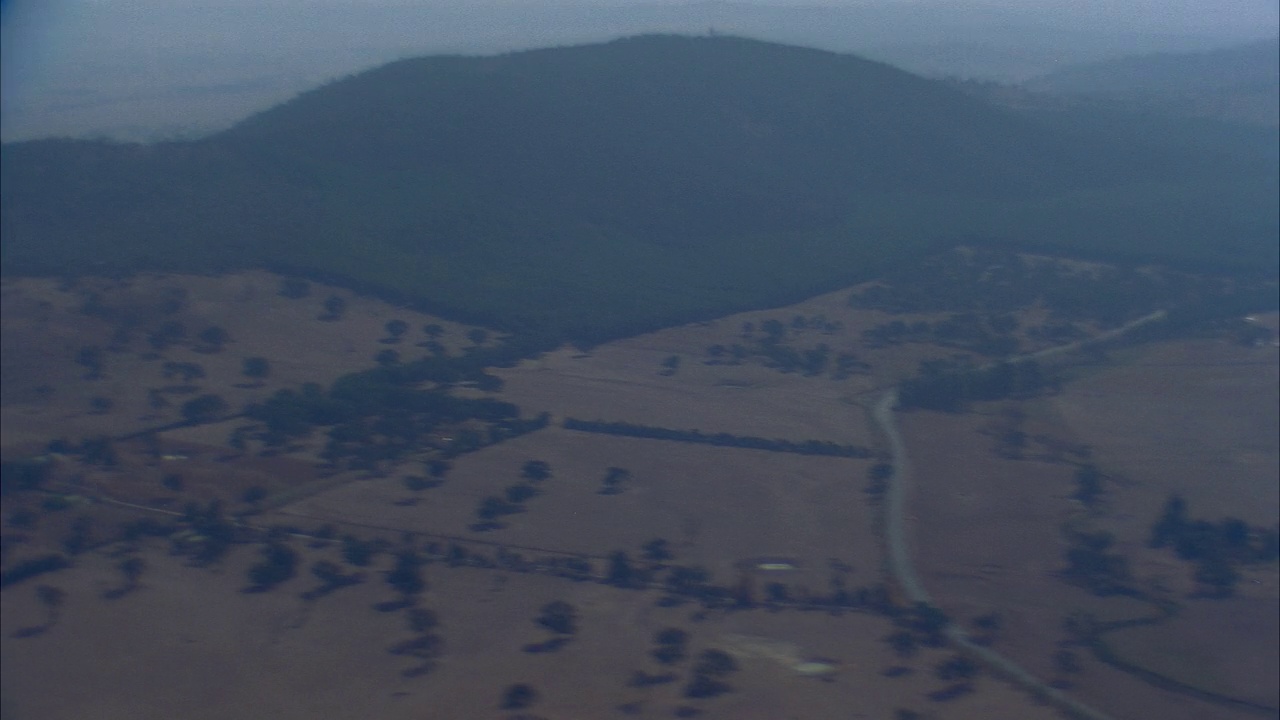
[872,309,1173,720]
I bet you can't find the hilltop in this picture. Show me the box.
[3,35,1276,341]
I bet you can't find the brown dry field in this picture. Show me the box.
[4,268,1262,720]
[493,285,1069,445]
[1,540,1066,720]
[278,426,880,589]
[0,272,491,450]
[900,334,1279,720]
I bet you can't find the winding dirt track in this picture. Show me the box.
[872,310,1171,720]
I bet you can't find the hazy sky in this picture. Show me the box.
[2,0,1275,140]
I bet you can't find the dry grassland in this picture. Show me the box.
[1,540,1067,720]
[6,268,1264,720]
[0,272,491,450]
[898,334,1279,720]
[278,426,879,586]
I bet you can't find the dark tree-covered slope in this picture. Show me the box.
[3,35,1276,341]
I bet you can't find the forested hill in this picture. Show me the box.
[3,35,1276,341]
[1026,37,1280,126]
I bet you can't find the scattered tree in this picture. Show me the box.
[180,394,228,423]
[241,356,271,382]
[651,627,689,665]
[383,319,409,343]
[501,684,537,710]
[521,460,552,482]
[536,600,577,636]
[320,295,347,321]
[197,326,230,352]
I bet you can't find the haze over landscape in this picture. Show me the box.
[1,2,1277,720]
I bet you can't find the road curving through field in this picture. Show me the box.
[869,311,1177,720]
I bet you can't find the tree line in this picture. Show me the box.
[562,418,873,458]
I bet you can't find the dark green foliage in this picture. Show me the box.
[684,649,738,699]
[0,554,71,588]
[163,361,206,382]
[928,683,975,702]
[62,516,93,555]
[8,509,38,529]
[935,654,979,681]
[341,535,377,567]
[629,671,678,687]
[384,319,409,342]
[599,466,631,495]
[1072,464,1105,508]
[1062,530,1132,596]
[521,460,552,482]
[387,550,426,598]
[500,683,537,710]
[241,356,271,380]
[898,359,1050,412]
[179,500,236,566]
[694,649,737,677]
[402,475,437,492]
[75,345,105,379]
[659,355,681,376]
[241,486,268,505]
[6,37,1273,344]
[197,326,229,351]
[504,484,538,504]
[651,627,689,665]
[1,457,52,495]
[606,551,637,588]
[564,417,872,457]
[642,538,673,563]
[536,600,577,635]
[246,541,299,591]
[181,394,229,423]
[1146,493,1273,597]
[79,437,118,467]
[320,295,347,321]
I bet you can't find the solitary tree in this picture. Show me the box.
[384,319,409,343]
[652,627,689,665]
[181,394,228,423]
[536,600,577,636]
[501,684,537,710]
[320,295,347,321]
[521,460,552,483]
[197,326,230,353]
[241,357,271,382]
[35,585,65,628]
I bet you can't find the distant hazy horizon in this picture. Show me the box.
[2,0,1276,141]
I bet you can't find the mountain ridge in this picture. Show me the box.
[3,35,1275,340]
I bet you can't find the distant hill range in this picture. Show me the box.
[2,36,1276,341]
[1026,38,1280,126]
